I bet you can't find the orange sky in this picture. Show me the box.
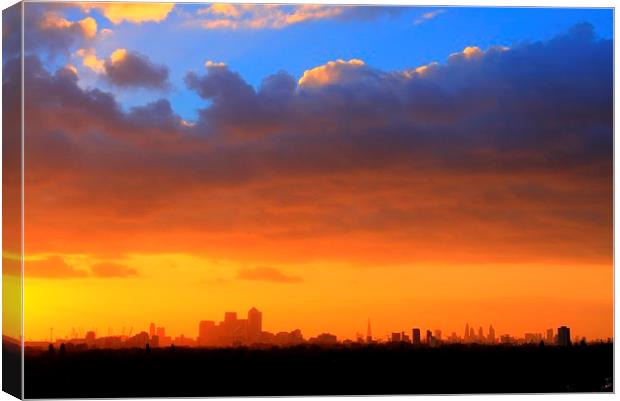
[2,3,613,343]
[16,163,613,341]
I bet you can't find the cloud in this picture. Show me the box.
[76,47,170,89]
[238,267,303,283]
[20,255,137,279]
[298,59,368,87]
[90,262,138,277]
[414,9,444,25]
[25,256,88,278]
[24,6,98,55]
[193,4,343,29]
[447,45,487,61]
[39,12,97,39]
[3,4,22,59]
[104,48,170,89]
[16,24,612,267]
[15,53,183,148]
[190,4,397,30]
[205,60,227,68]
[198,3,242,18]
[81,3,175,24]
[75,48,105,73]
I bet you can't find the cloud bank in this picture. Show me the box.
[8,23,611,273]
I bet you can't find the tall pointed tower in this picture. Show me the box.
[366,319,372,343]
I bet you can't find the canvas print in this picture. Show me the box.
[2,1,614,398]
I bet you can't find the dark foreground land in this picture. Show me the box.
[2,340,21,398]
[20,342,613,398]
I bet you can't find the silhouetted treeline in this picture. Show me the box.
[22,342,613,398]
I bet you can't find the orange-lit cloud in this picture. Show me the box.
[110,48,128,64]
[403,61,440,77]
[191,4,396,30]
[199,3,242,18]
[205,60,227,68]
[64,63,78,76]
[26,256,88,278]
[449,45,484,61]
[39,12,97,39]
[23,256,137,279]
[75,47,105,73]
[26,9,98,55]
[298,59,366,87]
[81,3,175,24]
[238,266,303,283]
[194,4,344,29]
[414,9,445,25]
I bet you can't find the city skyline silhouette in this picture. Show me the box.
[18,306,604,350]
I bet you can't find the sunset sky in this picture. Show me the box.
[2,3,613,342]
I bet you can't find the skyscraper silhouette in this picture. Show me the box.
[366,319,372,343]
[557,326,571,347]
[156,327,165,337]
[488,325,496,344]
[412,328,421,345]
[247,307,262,344]
[546,328,554,343]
